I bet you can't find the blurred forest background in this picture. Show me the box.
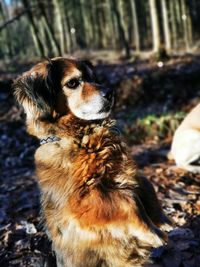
[1,1,200,267]
[0,0,200,61]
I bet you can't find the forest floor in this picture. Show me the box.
[0,55,200,267]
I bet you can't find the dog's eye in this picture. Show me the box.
[66,78,81,89]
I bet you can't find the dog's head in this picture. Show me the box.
[14,57,114,125]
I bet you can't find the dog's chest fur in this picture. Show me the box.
[35,119,136,220]
[34,120,158,265]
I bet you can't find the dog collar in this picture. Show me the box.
[39,126,120,146]
[40,136,61,145]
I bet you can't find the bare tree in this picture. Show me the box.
[36,0,62,55]
[161,0,171,52]
[111,0,130,58]
[52,0,65,55]
[170,0,178,50]
[149,0,160,53]
[181,0,193,52]
[0,0,198,60]
[0,0,13,57]
[21,0,45,57]
[129,0,140,52]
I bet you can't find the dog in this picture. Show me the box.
[170,103,200,173]
[14,57,172,267]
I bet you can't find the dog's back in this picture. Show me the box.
[171,103,200,172]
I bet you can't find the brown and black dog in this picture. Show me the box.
[14,57,172,267]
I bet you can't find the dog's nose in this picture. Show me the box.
[101,87,114,101]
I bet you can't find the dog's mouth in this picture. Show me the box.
[99,103,112,113]
[99,97,114,114]
[78,100,113,121]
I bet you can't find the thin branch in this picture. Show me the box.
[0,9,28,31]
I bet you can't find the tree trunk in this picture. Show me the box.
[186,2,193,49]
[40,16,57,56]
[181,0,191,52]
[74,0,87,48]
[36,0,62,55]
[82,0,93,47]
[101,2,109,48]
[61,13,70,53]
[149,0,160,53]
[1,0,14,57]
[52,0,65,55]
[170,0,178,50]
[63,2,75,52]
[129,0,140,52]
[21,0,45,57]
[89,0,98,49]
[118,0,129,44]
[161,0,171,52]
[105,0,116,48]
[95,0,103,48]
[175,0,183,41]
[110,0,130,58]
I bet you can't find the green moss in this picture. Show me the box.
[123,112,186,144]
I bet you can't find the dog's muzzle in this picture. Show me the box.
[101,87,114,102]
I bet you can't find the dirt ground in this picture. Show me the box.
[0,55,200,267]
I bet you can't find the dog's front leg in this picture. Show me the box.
[131,193,167,248]
[54,250,65,267]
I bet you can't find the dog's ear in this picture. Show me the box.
[13,60,57,121]
[80,60,94,70]
[78,59,97,82]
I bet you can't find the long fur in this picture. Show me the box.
[13,57,172,267]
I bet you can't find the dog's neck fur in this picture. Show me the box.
[26,112,117,142]
[58,115,116,139]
